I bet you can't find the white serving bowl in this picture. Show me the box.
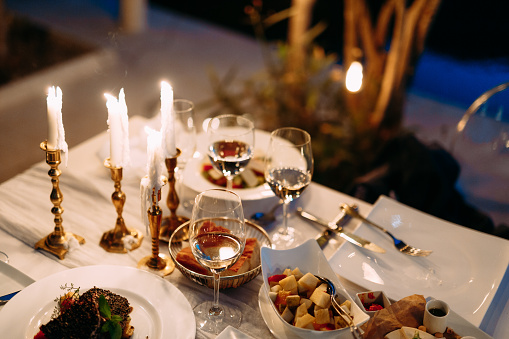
[260,239,369,338]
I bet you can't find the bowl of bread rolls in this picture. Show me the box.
[169,220,271,289]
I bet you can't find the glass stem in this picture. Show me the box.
[281,200,289,236]
[226,176,233,190]
[209,271,222,316]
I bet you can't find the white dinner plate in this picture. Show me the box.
[328,195,509,327]
[0,265,195,339]
[183,129,275,201]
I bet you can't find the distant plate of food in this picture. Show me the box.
[183,129,275,201]
[328,195,509,327]
[0,265,195,339]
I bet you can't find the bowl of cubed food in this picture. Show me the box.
[260,239,369,338]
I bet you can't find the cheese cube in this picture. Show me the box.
[270,284,282,293]
[292,267,304,280]
[295,303,308,318]
[309,289,331,309]
[314,308,331,324]
[299,297,312,310]
[240,168,258,187]
[279,275,298,292]
[286,295,300,308]
[299,273,319,291]
[340,299,351,311]
[281,306,294,323]
[294,313,315,329]
[207,167,223,180]
[297,281,308,294]
[316,283,328,292]
[334,315,348,329]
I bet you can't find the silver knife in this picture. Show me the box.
[296,208,386,253]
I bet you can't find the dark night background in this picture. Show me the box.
[148,0,509,109]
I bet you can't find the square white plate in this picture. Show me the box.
[328,195,509,327]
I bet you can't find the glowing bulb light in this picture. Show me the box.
[345,61,363,93]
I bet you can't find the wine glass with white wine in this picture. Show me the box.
[265,127,313,249]
[189,189,246,334]
[206,114,254,190]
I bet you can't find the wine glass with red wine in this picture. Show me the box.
[206,114,255,190]
[189,189,246,334]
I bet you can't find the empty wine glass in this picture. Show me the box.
[189,189,246,334]
[265,127,313,249]
[207,114,255,190]
[173,99,196,208]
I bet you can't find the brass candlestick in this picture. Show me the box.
[160,148,189,242]
[137,186,175,276]
[100,159,143,253]
[35,141,85,259]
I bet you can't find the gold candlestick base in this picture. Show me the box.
[100,159,143,253]
[35,232,86,260]
[138,185,175,276]
[160,148,189,242]
[36,141,85,259]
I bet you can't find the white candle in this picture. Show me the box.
[145,126,165,192]
[46,86,61,150]
[160,81,177,158]
[118,89,130,167]
[105,89,130,168]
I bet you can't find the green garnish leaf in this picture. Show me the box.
[99,295,111,319]
[101,321,110,332]
[98,294,123,339]
[109,322,122,339]
[111,315,123,322]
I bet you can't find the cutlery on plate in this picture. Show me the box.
[340,203,432,257]
[314,275,363,339]
[0,290,20,305]
[296,208,386,253]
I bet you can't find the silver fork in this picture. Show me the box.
[314,275,363,339]
[340,204,432,257]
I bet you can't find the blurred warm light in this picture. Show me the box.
[345,61,363,92]
[202,118,211,132]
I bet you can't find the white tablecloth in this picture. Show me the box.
[0,116,373,338]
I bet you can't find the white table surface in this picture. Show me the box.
[0,116,507,339]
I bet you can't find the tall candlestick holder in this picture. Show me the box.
[100,159,143,253]
[35,141,85,259]
[159,148,189,242]
[137,185,175,276]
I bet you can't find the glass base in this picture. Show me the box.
[271,226,300,249]
[194,300,242,335]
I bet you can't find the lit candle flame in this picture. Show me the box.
[345,61,363,93]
